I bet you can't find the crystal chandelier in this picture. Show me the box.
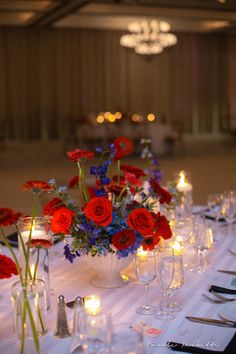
[120,20,177,55]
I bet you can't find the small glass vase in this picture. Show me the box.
[17,217,51,309]
[11,279,47,354]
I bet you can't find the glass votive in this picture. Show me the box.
[174,170,193,215]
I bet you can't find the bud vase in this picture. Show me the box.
[17,217,51,310]
[11,279,47,354]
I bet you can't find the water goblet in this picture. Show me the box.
[134,249,157,315]
[172,216,193,245]
[155,246,175,320]
[167,254,184,312]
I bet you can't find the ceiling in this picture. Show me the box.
[1,0,236,33]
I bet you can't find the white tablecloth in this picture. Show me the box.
[1,222,236,354]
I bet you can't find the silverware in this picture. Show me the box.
[54,295,71,338]
[217,269,236,276]
[202,293,227,304]
[228,249,236,256]
[211,291,236,302]
[185,316,236,327]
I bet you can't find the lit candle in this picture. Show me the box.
[136,247,149,261]
[84,295,101,315]
[176,171,192,193]
[169,240,183,255]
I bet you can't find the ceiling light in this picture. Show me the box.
[120,19,177,55]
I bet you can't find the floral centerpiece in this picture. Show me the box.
[42,137,173,287]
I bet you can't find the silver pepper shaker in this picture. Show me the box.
[54,295,71,338]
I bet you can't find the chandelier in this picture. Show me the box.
[120,20,177,55]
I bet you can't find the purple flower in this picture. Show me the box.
[63,244,77,263]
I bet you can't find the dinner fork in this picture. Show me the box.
[202,293,235,304]
[211,291,236,302]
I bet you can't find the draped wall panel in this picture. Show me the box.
[0,28,232,139]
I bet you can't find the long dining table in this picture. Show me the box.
[1,216,236,354]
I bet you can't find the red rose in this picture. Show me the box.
[113,137,133,160]
[22,180,52,192]
[127,208,155,236]
[50,207,74,234]
[84,197,113,227]
[0,254,18,279]
[121,164,145,178]
[152,212,172,240]
[150,180,172,204]
[43,197,64,216]
[112,175,126,185]
[0,208,21,226]
[68,176,79,189]
[67,149,94,162]
[30,239,53,249]
[112,229,135,250]
[142,234,161,251]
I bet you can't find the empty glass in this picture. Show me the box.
[172,216,193,245]
[167,255,184,312]
[110,322,144,354]
[192,218,207,273]
[134,249,157,315]
[222,191,236,225]
[156,246,175,320]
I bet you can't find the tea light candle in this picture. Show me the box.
[176,171,192,193]
[136,247,149,261]
[84,295,101,315]
[21,229,46,241]
[169,240,183,255]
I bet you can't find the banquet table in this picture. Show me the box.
[1,217,236,354]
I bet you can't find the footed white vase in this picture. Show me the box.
[85,253,134,289]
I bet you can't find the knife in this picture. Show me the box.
[217,270,236,276]
[185,316,236,327]
[209,285,236,295]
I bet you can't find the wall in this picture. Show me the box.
[0,28,232,140]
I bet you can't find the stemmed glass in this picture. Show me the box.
[192,217,207,273]
[166,255,184,312]
[134,249,157,315]
[156,246,175,320]
[207,193,223,242]
[172,216,193,246]
[222,191,236,225]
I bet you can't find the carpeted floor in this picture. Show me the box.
[1,138,236,214]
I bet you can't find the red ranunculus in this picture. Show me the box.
[0,254,18,279]
[127,208,155,236]
[112,229,135,250]
[121,164,145,178]
[22,180,52,192]
[68,176,79,189]
[0,208,21,226]
[113,137,133,160]
[43,197,64,216]
[30,239,53,249]
[124,172,142,186]
[106,184,127,197]
[112,175,126,185]
[152,212,172,240]
[150,180,172,204]
[142,234,161,251]
[84,197,113,227]
[50,207,74,234]
[67,149,94,162]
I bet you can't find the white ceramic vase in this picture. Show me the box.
[85,253,134,289]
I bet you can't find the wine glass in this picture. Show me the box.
[134,249,157,315]
[172,216,193,245]
[155,246,175,320]
[207,193,223,242]
[192,217,207,273]
[166,255,184,312]
[222,191,236,225]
